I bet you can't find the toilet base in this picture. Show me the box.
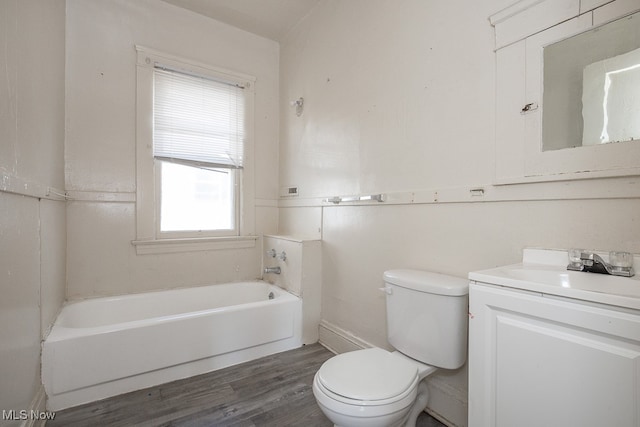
[317,402,410,427]
[404,380,430,427]
[315,377,431,427]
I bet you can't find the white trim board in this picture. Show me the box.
[279,176,640,208]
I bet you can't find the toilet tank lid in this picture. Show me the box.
[384,269,469,296]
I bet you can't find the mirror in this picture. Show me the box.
[542,11,640,151]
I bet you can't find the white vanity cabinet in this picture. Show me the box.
[468,281,640,427]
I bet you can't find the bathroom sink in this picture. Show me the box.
[502,265,639,294]
[500,267,574,287]
[469,249,640,310]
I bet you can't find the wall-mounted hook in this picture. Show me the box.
[520,102,538,114]
[290,97,304,117]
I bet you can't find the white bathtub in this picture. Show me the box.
[42,281,302,410]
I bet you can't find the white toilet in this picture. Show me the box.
[313,269,469,427]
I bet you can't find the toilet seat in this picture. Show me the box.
[314,372,419,409]
[315,348,419,406]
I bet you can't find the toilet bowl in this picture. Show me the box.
[313,348,437,427]
[313,270,469,427]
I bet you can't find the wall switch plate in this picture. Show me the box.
[280,186,299,197]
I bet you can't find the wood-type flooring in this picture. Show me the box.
[47,343,446,427]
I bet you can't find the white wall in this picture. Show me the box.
[64,0,281,298]
[278,1,640,425]
[280,0,510,196]
[0,0,66,420]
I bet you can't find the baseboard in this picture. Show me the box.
[318,319,468,427]
[426,375,468,427]
[318,320,374,353]
[21,386,50,427]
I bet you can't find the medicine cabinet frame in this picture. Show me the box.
[491,0,640,184]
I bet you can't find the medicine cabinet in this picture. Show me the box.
[491,0,640,183]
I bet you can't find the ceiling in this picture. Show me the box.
[161,0,321,42]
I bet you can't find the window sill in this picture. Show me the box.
[131,235,258,255]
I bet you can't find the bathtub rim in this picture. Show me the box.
[46,281,296,342]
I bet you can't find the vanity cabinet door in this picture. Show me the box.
[468,283,640,427]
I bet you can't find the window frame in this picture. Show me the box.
[134,46,256,254]
[154,161,239,239]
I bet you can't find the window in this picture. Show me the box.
[153,65,244,236]
[159,161,234,232]
[135,47,256,253]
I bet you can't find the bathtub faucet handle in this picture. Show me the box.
[278,251,287,262]
[266,249,276,258]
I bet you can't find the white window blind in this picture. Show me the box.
[153,66,245,169]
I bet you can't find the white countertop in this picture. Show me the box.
[469,248,640,310]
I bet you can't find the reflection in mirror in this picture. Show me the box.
[542,12,640,151]
[582,47,640,146]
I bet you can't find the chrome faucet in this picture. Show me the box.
[567,250,635,277]
[264,266,281,274]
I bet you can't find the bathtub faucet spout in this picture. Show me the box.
[264,266,281,274]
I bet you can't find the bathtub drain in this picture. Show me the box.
[268,292,275,300]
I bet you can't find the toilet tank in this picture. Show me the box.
[383,269,469,369]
